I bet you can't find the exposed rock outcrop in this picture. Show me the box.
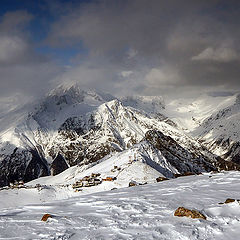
[0,147,48,187]
[50,153,69,176]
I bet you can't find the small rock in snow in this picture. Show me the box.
[41,214,52,222]
[219,198,240,204]
[156,176,169,182]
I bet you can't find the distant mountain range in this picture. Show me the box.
[0,84,239,187]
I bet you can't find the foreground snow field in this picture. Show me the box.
[1,171,240,239]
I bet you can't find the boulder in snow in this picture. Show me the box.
[129,180,138,187]
[41,214,52,222]
[174,207,206,220]
[156,177,169,182]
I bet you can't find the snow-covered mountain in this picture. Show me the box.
[193,94,240,164]
[0,84,116,186]
[163,93,236,132]
[0,84,239,187]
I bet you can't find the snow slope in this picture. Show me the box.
[1,171,240,239]
[164,93,236,132]
[193,94,240,162]
[0,136,217,209]
[26,144,166,190]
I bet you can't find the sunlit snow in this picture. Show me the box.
[1,171,240,239]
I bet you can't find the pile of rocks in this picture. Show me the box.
[128,180,147,187]
[174,198,240,221]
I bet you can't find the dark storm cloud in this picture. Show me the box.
[47,0,240,95]
[1,0,240,102]
[0,10,61,99]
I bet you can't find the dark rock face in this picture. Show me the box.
[145,129,240,173]
[223,142,240,165]
[55,106,130,167]
[215,156,240,171]
[0,148,48,187]
[144,130,217,174]
[50,153,69,176]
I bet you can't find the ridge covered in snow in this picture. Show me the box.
[164,93,236,132]
[192,94,240,163]
[0,84,239,188]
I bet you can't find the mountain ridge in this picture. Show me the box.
[0,84,239,187]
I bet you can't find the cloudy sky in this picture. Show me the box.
[0,0,240,101]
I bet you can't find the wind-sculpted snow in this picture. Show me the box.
[1,171,240,239]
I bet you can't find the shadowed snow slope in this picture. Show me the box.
[1,171,240,239]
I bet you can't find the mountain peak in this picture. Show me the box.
[48,83,114,105]
[48,82,84,97]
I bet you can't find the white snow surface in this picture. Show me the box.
[1,171,240,239]
[190,94,240,157]
[24,143,175,200]
[164,93,236,132]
